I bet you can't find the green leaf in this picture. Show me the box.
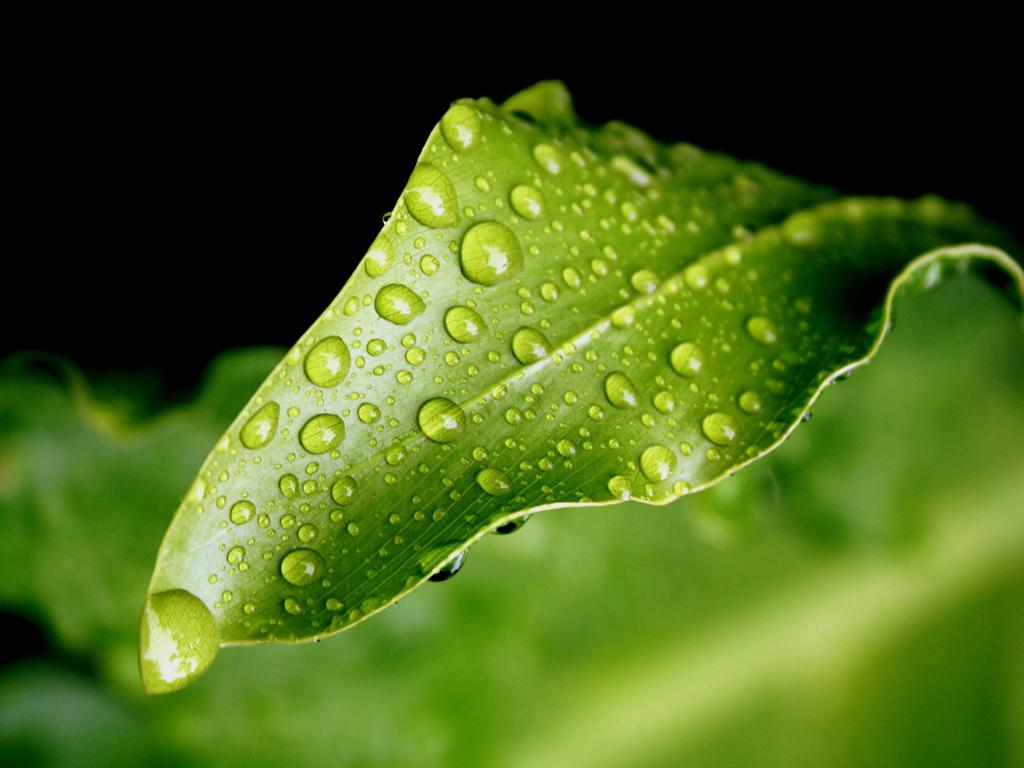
[139,80,1023,693]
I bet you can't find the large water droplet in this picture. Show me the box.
[510,184,546,220]
[357,402,380,423]
[304,336,351,387]
[403,163,458,228]
[640,445,677,482]
[476,468,511,496]
[418,397,466,443]
[240,402,279,449]
[746,316,779,346]
[299,414,345,454]
[670,342,704,377]
[375,284,425,325]
[364,233,394,278]
[630,270,659,294]
[702,412,738,446]
[532,143,564,175]
[511,327,553,364]
[280,548,325,586]
[604,372,639,408]
[440,104,481,152]
[460,221,523,285]
[139,589,219,694]
[444,305,485,342]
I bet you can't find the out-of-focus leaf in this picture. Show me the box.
[140,80,1022,692]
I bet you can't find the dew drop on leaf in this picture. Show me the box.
[403,162,459,228]
[440,103,481,152]
[459,221,523,285]
[444,305,485,342]
[418,397,466,443]
[229,500,254,525]
[510,184,546,221]
[304,336,351,388]
[702,412,739,446]
[532,143,563,175]
[640,445,677,482]
[299,414,345,454]
[239,402,279,449]
[374,284,425,326]
[746,316,780,346]
[511,327,553,364]
[670,342,704,378]
[280,548,325,586]
[604,371,640,408]
[476,468,511,496]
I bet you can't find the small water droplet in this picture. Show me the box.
[357,402,381,423]
[511,327,553,364]
[670,342,704,377]
[611,306,636,328]
[684,263,709,290]
[510,184,546,220]
[418,397,466,443]
[240,402,279,449]
[460,221,523,285]
[440,103,481,152]
[304,336,351,388]
[702,412,738,446]
[419,255,439,275]
[540,282,559,302]
[653,390,676,414]
[746,316,779,346]
[630,269,659,294]
[404,163,458,228]
[532,143,564,175]
[331,475,357,505]
[364,233,394,278]
[283,597,303,615]
[298,523,318,543]
[604,371,640,408]
[375,284,425,325]
[640,445,677,482]
[444,305,485,342]
[299,414,345,454]
[229,500,255,525]
[476,468,511,496]
[280,548,325,586]
[226,545,245,565]
[739,390,763,414]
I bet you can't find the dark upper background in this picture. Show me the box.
[6,42,1020,401]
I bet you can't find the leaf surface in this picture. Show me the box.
[140,81,1023,693]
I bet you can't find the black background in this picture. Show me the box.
[6,41,1021,400]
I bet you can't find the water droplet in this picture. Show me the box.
[611,306,636,328]
[418,397,466,443]
[653,390,676,414]
[230,500,254,525]
[440,103,481,152]
[746,316,779,346]
[739,390,763,414]
[540,282,559,302]
[444,305,485,342]
[460,221,522,285]
[326,598,344,611]
[374,286,425,327]
[419,255,439,275]
[640,445,677,482]
[283,597,303,615]
[364,233,394,278]
[299,414,345,454]
[280,548,325,586]
[139,589,219,694]
[630,270,659,294]
[556,439,576,457]
[510,184,546,220]
[357,402,381,423]
[670,342,704,378]
[298,523,318,543]
[684,263,709,290]
[226,545,245,565]
[604,371,639,408]
[783,211,824,247]
[477,468,511,496]
[403,163,458,228]
[607,475,632,500]
[562,267,582,289]
[304,336,351,388]
[331,475,357,505]
[495,515,530,535]
[532,143,564,175]
[429,549,466,582]
[511,327,553,364]
[240,402,279,449]
[702,412,738,446]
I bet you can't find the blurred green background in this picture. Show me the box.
[1,272,1022,767]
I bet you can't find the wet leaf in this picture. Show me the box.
[140,80,1023,692]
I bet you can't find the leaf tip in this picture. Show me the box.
[138,588,220,695]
